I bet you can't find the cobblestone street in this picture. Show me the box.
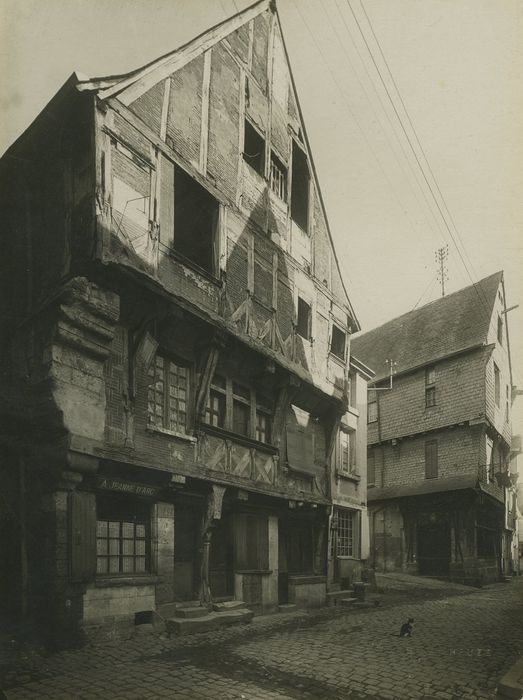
[1,579,522,700]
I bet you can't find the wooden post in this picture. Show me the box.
[199,484,226,605]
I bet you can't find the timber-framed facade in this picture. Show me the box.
[0,0,370,641]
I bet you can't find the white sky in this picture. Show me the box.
[1,0,522,432]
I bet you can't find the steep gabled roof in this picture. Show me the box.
[77,0,271,102]
[74,0,358,326]
[351,272,502,382]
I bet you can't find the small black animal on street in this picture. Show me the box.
[399,617,414,637]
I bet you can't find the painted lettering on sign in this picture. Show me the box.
[96,477,159,498]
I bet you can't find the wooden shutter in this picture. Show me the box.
[69,492,97,582]
[286,424,315,475]
[425,441,438,479]
[235,513,268,570]
[159,155,175,248]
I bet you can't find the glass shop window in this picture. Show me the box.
[96,495,150,576]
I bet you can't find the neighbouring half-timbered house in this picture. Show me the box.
[0,0,368,641]
[352,273,516,586]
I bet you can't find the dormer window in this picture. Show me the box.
[243,120,265,177]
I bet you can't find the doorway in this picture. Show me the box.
[417,520,450,576]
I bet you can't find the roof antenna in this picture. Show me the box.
[435,245,449,297]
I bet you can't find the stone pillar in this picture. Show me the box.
[153,502,175,605]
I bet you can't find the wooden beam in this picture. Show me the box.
[159,78,171,142]
[100,0,270,104]
[194,331,227,424]
[271,374,300,449]
[199,50,212,175]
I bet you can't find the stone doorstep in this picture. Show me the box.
[497,655,523,699]
[278,603,298,613]
[173,606,209,619]
[212,600,248,612]
[326,590,354,606]
[166,608,254,636]
[339,598,358,607]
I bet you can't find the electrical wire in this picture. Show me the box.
[346,0,493,322]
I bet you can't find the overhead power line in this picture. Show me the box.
[346,0,492,321]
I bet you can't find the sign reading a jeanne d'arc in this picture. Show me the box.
[95,477,161,498]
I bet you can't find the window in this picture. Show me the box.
[425,440,438,479]
[367,396,378,423]
[338,429,355,474]
[336,510,355,557]
[256,410,270,443]
[291,140,309,231]
[243,120,265,176]
[232,381,250,436]
[425,366,436,407]
[330,324,346,361]
[173,165,219,274]
[96,497,149,575]
[204,374,226,428]
[367,451,375,486]
[270,152,287,200]
[148,354,189,433]
[203,374,271,443]
[494,363,500,406]
[498,316,503,345]
[296,296,311,340]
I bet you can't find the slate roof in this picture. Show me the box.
[351,272,502,382]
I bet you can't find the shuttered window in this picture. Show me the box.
[69,492,97,582]
[425,440,438,479]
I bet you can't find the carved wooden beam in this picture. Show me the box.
[271,374,301,450]
[325,398,348,468]
[194,331,227,424]
[198,484,226,605]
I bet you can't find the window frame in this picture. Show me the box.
[243,119,266,177]
[147,352,190,436]
[425,366,436,408]
[494,363,501,407]
[296,295,312,340]
[425,439,438,479]
[336,509,355,558]
[338,428,355,475]
[270,151,287,201]
[330,323,347,362]
[367,396,378,424]
[290,139,310,233]
[96,497,151,577]
[203,374,272,444]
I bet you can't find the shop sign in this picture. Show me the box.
[95,477,160,498]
